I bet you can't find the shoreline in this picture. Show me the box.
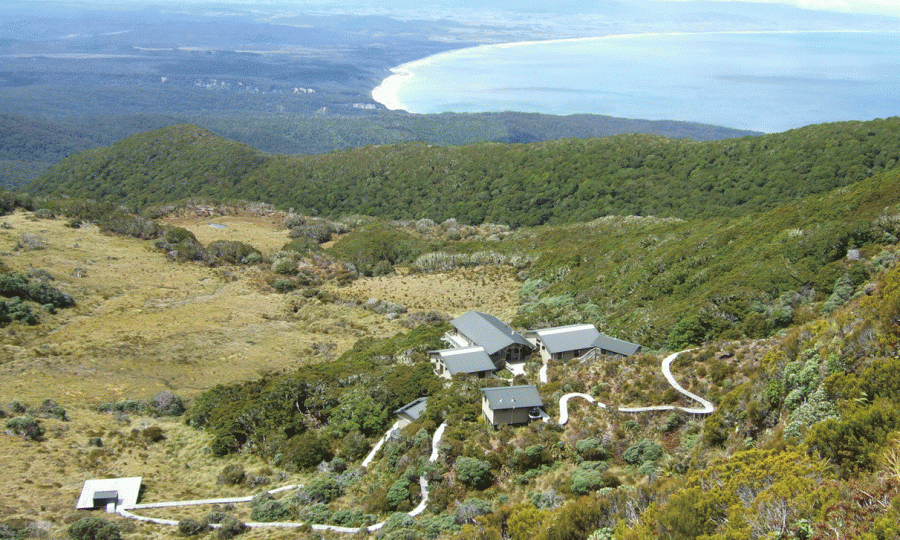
[370,29,898,114]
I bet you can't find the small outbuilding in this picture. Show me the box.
[393,397,428,428]
[430,347,497,379]
[76,476,142,512]
[481,385,543,427]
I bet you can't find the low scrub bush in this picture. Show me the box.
[5,416,43,441]
[217,464,245,486]
[67,517,121,540]
[177,518,209,536]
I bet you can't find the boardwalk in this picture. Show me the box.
[556,349,713,425]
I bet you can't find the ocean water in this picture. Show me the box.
[372,31,900,133]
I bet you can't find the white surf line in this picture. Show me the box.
[556,349,713,425]
[117,423,448,533]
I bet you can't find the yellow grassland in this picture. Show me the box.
[0,210,520,537]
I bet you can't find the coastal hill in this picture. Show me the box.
[0,111,757,190]
[27,117,900,226]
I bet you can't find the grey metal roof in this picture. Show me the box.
[437,347,497,375]
[481,385,543,410]
[593,334,641,356]
[394,397,428,421]
[450,311,530,355]
[535,324,601,354]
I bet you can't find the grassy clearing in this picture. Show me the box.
[337,266,522,320]
[0,209,522,537]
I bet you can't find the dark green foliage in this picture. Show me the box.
[146,390,185,416]
[206,240,260,265]
[297,503,332,525]
[5,416,43,441]
[214,516,246,540]
[622,438,662,465]
[0,297,39,326]
[28,119,900,226]
[99,210,162,239]
[0,523,26,540]
[822,273,855,314]
[142,425,165,442]
[34,399,67,421]
[455,456,492,489]
[301,474,344,503]
[327,223,428,277]
[668,316,707,349]
[570,468,606,495]
[177,518,209,536]
[98,392,184,417]
[249,499,293,522]
[186,324,443,458]
[67,517,121,540]
[216,464,245,486]
[283,431,332,469]
[0,272,74,314]
[386,477,411,510]
[574,438,608,461]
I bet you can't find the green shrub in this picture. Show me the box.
[214,516,245,540]
[297,503,332,524]
[206,240,260,265]
[34,399,67,421]
[302,474,344,504]
[455,456,492,489]
[67,517,121,540]
[5,416,43,441]
[571,468,605,495]
[142,425,165,442]
[283,432,332,469]
[386,477,411,510]
[574,438,608,461]
[147,390,185,416]
[216,464,245,486]
[622,439,662,465]
[250,499,293,522]
[177,518,209,536]
[100,211,162,240]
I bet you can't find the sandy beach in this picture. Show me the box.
[371,67,412,111]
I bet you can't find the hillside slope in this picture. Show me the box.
[27,117,900,225]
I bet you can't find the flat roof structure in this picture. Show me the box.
[534,324,600,354]
[76,477,142,510]
[433,347,497,375]
[481,385,543,411]
[451,311,530,355]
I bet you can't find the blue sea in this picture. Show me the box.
[373,31,900,133]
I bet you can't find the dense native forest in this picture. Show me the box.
[26,118,900,225]
[3,116,900,540]
[0,112,756,191]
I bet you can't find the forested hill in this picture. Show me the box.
[27,117,900,226]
